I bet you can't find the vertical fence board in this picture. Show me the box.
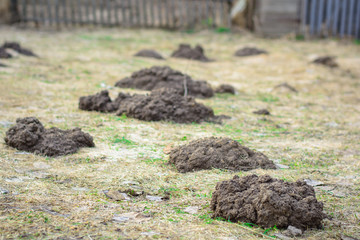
[55,0,59,25]
[340,0,347,37]
[355,0,360,38]
[332,0,340,34]
[316,0,324,34]
[326,0,333,34]
[348,0,355,36]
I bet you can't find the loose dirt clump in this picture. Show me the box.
[253,109,270,115]
[0,47,12,59]
[234,47,268,57]
[79,88,222,124]
[171,44,212,62]
[215,84,235,94]
[168,137,276,173]
[312,56,338,68]
[5,117,95,157]
[1,42,38,57]
[115,66,214,98]
[79,90,116,113]
[211,174,326,230]
[134,49,164,60]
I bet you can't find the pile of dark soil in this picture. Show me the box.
[253,109,270,115]
[79,88,223,124]
[115,66,214,98]
[0,47,12,59]
[1,42,38,57]
[234,47,268,57]
[5,117,95,157]
[171,44,211,62]
[214,84,235,94]
[134,49,164,60]
[211,174,326,230]
[312,56,338,68]
[168,137,276,172]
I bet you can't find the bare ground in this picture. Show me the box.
[0,26,359,240]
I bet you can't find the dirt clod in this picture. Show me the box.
[115,66,214,98]
[5,117,95,157]
[168,137,276,173]
[274,82,298,93]
[235,47,268,57]
[171,44,211,62]
[134,49,164,60]
[215,84,235,94]
[211,174,326,230]
[0,47,12,59]
[79,88,223,124]
[253,109,270,115]
[312,56,338,68]
[1,42,38,57]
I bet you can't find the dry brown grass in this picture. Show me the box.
[0,26,360,240]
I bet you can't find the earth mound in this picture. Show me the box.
[1,42,38,57]
[79,89,223,124]
[171,44,211,62]
[235,47,268,57]
[115,66,214,98]
[253,109,270,115]
[0,62,7,67]
[312,56,338,68]
[211,174,326,230]
[168,137,276,173]
[215,84,235,94]
[0,47,12,59]
[134,49,164,60]
[5,117,95,157]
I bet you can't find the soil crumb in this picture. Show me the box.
[273,82,298,93]
[253,109,270,115]
[235,47,268,57]
[79,88,223,124]
[211,174,326,230]
[215,84,235,94]
[134,49,164,60]
[5,117,95,157]
[0,47,12,59]
[312,56,338,68]
[171,44,211,62]
[1,42,38,57]
[168,137,276,173]
[115,66,214,98]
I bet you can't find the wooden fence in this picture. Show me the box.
[17,0,233,29]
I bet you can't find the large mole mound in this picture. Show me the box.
[235,47,268,57]
[5,117,95,157]
[115,66,214,98]
[134,49,164,60]
[79,88,222,124]
[312,56,338,68]
[211,174,326,230]
[171,44,211,62]
[168,137,276,172]
[1,42,38,57]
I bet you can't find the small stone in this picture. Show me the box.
[0,187,9,194]
[146,195,164,202]
[287,225,302,236]
[275,164,290,169]
[120,181,144,196]
[113,212,150,223]
[273,233,292,240]
[72,187,89,191]
[5,177,23,183]
[184,206,198,214]
[103,190,131,201]
[141,231,161,236]
[304,179,324,186]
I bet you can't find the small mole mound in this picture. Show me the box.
[312,56,338,68]
[79,88,223,124]
[168,137,276,173]
[0,62,7,67]
[115,66,214,98]
[0,47,12,59]
[134,49,164,60]
[215,84,236,94]
[253,109,270,115]
[1,42,38,57]
[171,44,211,62]
[5,117,95,157]
[211,174,326,230]
[235,47,268,57]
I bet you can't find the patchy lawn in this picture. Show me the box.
[0,26,359,239]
